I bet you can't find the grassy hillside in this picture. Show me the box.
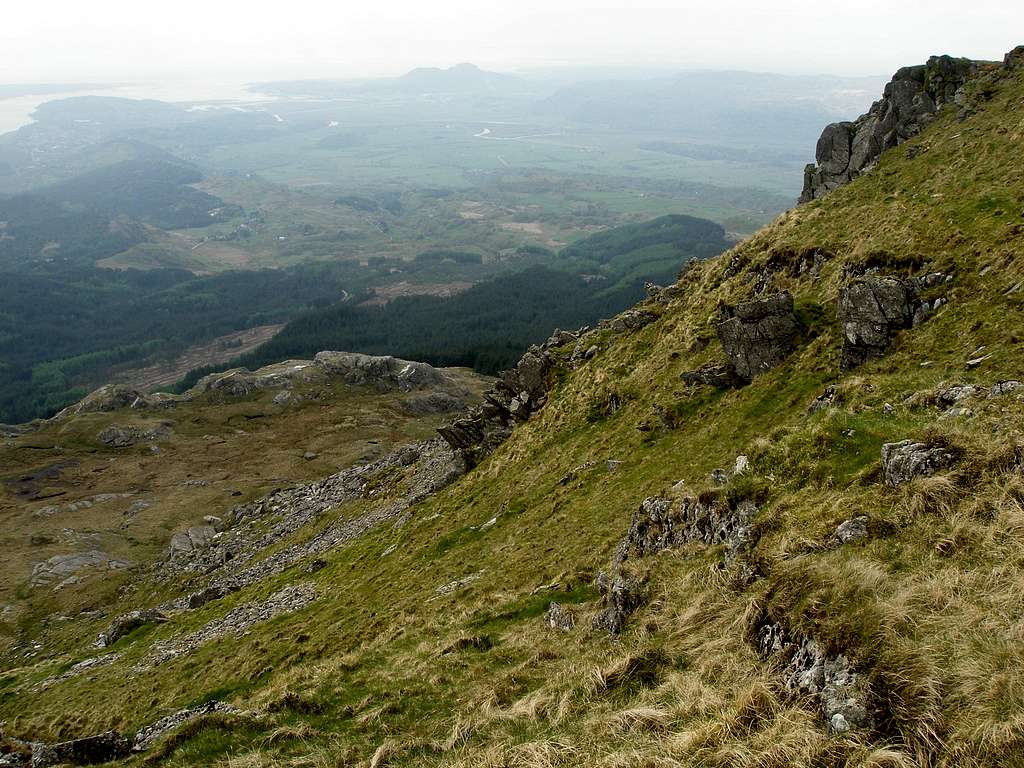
[3,56,1024,768]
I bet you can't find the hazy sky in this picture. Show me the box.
[3,0,1022,83]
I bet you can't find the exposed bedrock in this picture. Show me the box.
[716,292,800,381]
[800,54,985,202]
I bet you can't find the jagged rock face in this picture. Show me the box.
[881,440,956,486]
[614,495,759,567]
[838,272,950,370]
[31,731,130,768]
[1007,45,1024,70]
[800,55,982,202]
[439,347,554,467]
[95,609,166,649]
[716,292,800,381]
[545,602,576,631]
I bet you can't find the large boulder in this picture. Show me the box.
[881,440,956,486]
[716,292,800,381]
[591,570,646,637]
[838,276,917,369]
[800,55,984,202]
[31,732,130,767]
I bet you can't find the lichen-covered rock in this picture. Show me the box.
[96,609,166,648]
[614,494,760,567]
[313,351,447,392]
[881,440,956,486]
[990,380,1023,398]
[131,702,238,752]
[592,570,646,636]
[609,309,657,334]
[31,731,130,767]
[716,292,800,381]
[838,276,918,369]
[52,385,158,420]
[829,516,870,546]
[801,55,984,202]
[545,602,576,631]
[754,623,870,733]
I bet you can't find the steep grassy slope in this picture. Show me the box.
[4,58,1024,768]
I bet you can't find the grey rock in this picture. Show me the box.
[610,309,658,334]
[881,440,956,486]
[681,362,738,389]
[1005,45,1024,71]
[30,551,133,588]
[97,423,170,448]
[754,623,870,733]
[31,731,130,768]
[313,351,447,392]
[614,495,759,568]
[302,451,318,461]
[830,516,870,546]
[592,570,646,637]
[838,276,919,369]
[936,384,977,406]
[96,609,166,648]
[439,347,554,467]
[990,380,1024,397]
[717,292,800,380]
[545,602,576,631]
[801,55,983,202]
[132,701,238,752]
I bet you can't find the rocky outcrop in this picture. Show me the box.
[680,362,739,389]
[312,351,447,392]
[545,602,576,631]
[716,292,800,381]
[881,440,956,486]
[95,609,166,648]
[838,274,948,369]
[592,570,646,637]
[137,584,316,669]
[754,622,871,733]
[614,494,759,567]
[800,55,984,202]
[159,438,463,602]
[97,423,170,448]
[50,352,462,424]
[439,347,554,467]
[31,731,130,768]
[52,385,160,420]
[29,551,133,589]
[132,702,238,752]
[828,516,870,547]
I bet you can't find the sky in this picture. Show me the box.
[2,0,1022,84]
